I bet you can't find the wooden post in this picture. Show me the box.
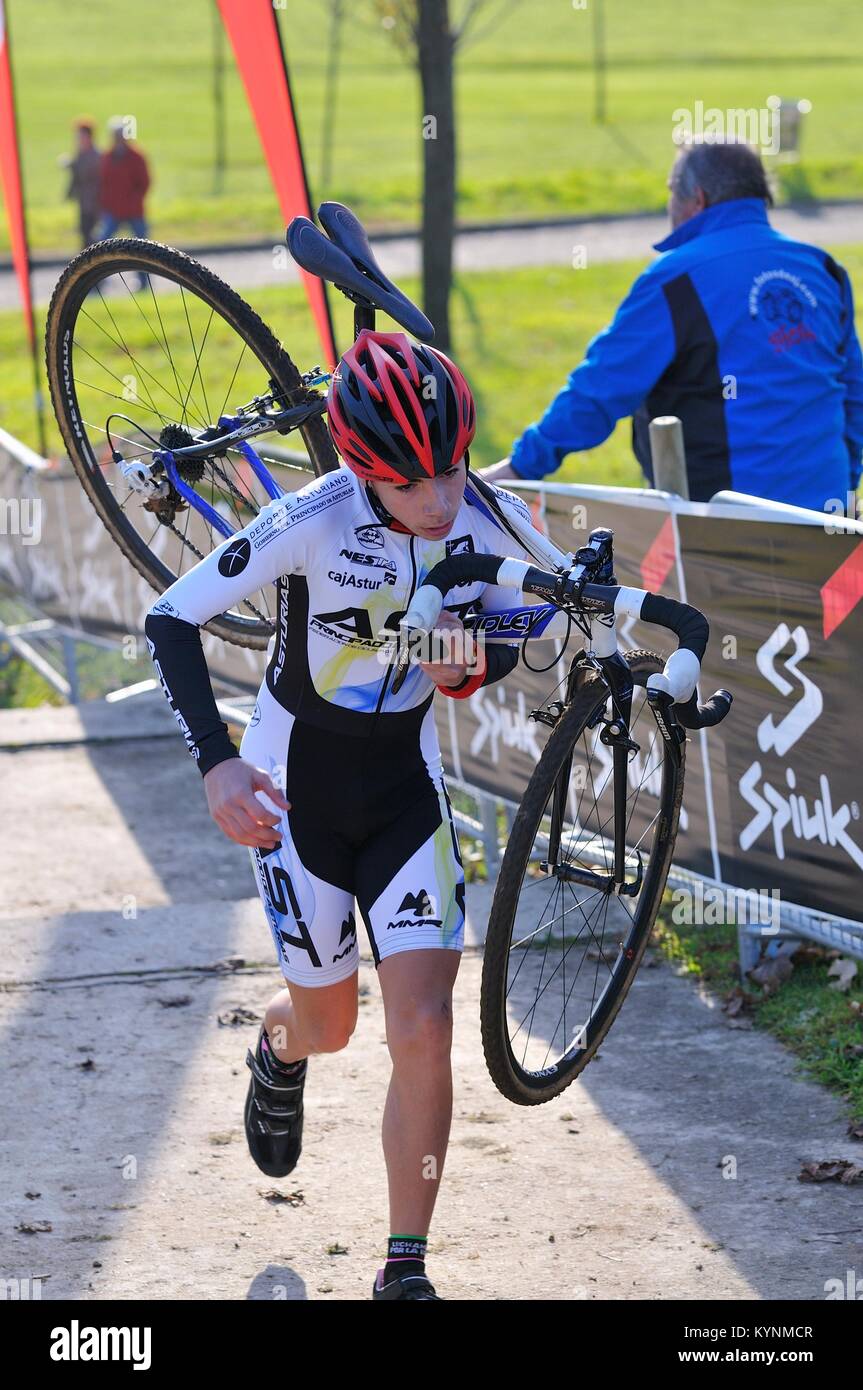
[649,415,689,498]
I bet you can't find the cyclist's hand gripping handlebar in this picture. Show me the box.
[397,554,732,730]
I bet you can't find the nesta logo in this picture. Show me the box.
[336,550,397,585]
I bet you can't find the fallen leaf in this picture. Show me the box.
[798,1160,863,1185]
[723,986,752,1017]
[211,957,245,974]
[791,943,831,964]
[847,1120,863,1142]
[748,955,794,995]
[16,1220,52,1234]
[217,1007,260,1027]
[828,958,858,993]
[259,1188,304,1207]
[157,995,191,1009]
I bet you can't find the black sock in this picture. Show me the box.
[384,1234,427,1283]
[261,1028,305,1075]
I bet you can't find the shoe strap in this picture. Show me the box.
[246,1048,305,1097]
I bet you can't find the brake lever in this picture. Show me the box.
[390,623,424,696]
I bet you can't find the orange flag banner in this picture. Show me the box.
[0,0,34,349]
[217,0,337,369]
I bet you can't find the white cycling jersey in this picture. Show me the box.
[146,464,532,756]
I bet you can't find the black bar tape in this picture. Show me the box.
[422,553,504,594]
[675,688,733,729]
[640,593,709,660]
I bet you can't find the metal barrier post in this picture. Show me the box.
[61,634,80,704]
[479,793,500,875]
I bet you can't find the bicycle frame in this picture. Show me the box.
[455,508,650,896]
[148,389,331,539]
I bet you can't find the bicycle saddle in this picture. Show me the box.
[286,201,434,341]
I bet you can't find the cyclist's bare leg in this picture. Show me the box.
[264,973,359,1060]
[377,948,462,1236]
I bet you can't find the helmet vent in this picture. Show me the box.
[444,383,458,441]
[387,371,417,427]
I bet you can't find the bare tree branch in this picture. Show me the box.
[452,0,485,43]
[395,0,419,42]
[455,0,524,49]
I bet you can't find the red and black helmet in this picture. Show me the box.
[326,329,476,484]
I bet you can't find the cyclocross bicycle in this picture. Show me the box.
[44,201,731,1106]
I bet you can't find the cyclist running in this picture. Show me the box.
[144,328,533,1301]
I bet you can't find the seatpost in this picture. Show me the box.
[354,303,376,337]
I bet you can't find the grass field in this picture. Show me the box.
[5,0,863,253]
[8,240,863,476]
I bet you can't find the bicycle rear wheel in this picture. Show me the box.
[44,237,338,650]
[480,649,685,1105]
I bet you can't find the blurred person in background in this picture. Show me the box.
[484,139,863,516]
[62,118,101,248]
[97,117,152,242]
[96,117,153,291]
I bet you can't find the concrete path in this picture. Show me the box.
[1,694,860,1301]
[10,202,863,311]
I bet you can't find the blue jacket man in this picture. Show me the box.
[486,142,863,512]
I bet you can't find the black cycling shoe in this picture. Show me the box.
[244,1027,307,1178]
[372,1269,442,1300]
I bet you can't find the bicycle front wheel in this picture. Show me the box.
[45,237,338,650]
[480,649,685,1105]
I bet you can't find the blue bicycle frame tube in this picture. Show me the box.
[160,422,286,540]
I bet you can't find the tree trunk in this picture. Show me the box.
[418,0,456,352]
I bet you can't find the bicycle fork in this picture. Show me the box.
[540,650,645,897]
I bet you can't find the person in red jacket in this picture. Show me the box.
[97,117,152,288]
[98,117,151,235]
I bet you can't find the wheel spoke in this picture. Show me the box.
[485,663,683,1095]
[48,247,318,643]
